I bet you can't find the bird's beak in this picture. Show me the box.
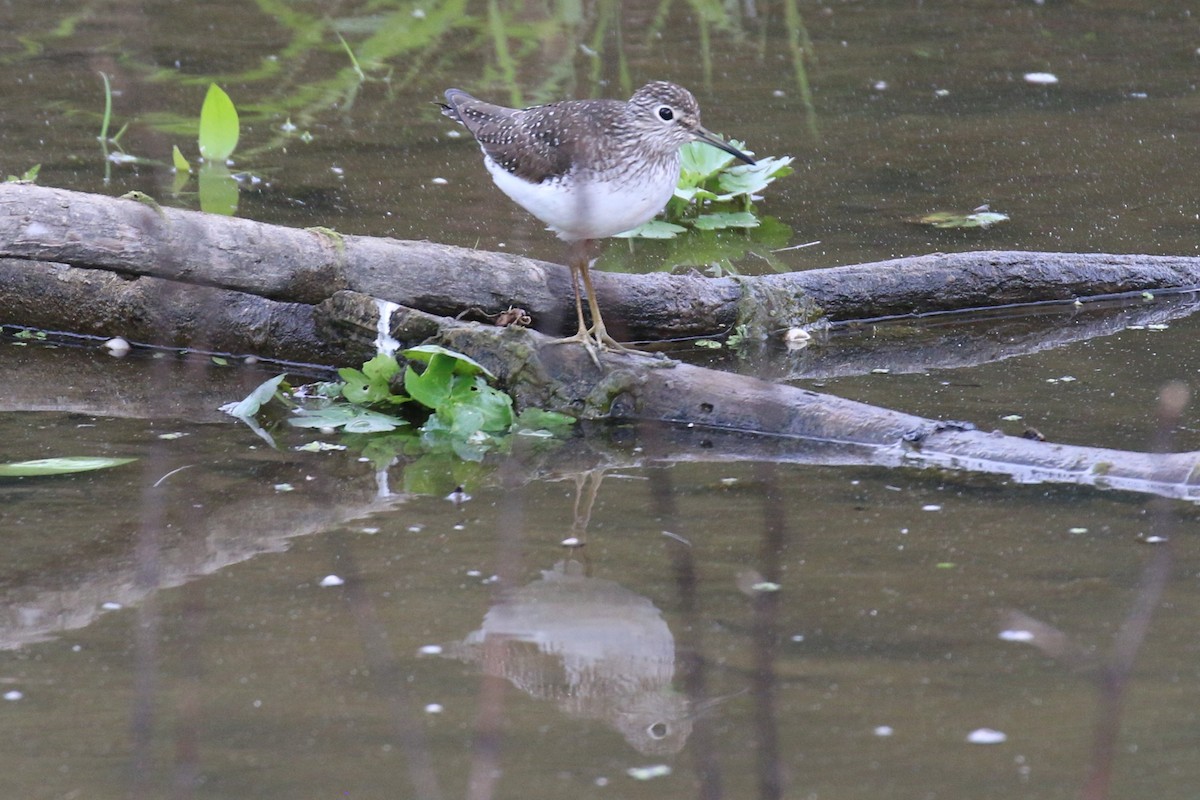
[694,127,756,165]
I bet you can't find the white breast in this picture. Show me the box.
[484,156,680,241]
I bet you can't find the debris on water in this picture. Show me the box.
[318,575,345,587]
[737,569,776,595]
[661,530,691,546]
[424,703,444,714]
[873,725,894,737]
[4,690,23,701]
[783,327,812,349]
[274,483,295,492]
[626,764,672,781]
[967,728,1007,744]
[101,602,122,610]
[418,644,444,656]
[998,629,1035,642]
[1024,72,1059,85]
[1068,527,1088,535]
[104,337,131,357]
[1137,533,1169,545]
[922,504,942,512]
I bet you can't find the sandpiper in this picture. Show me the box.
[440,81,755,358]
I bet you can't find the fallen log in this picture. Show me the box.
[5,183,1200,345]
[4,182,1200,504]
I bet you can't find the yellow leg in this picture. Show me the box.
[548,240,641,359]
[577,262,639,354]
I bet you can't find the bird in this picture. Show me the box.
[440,81,755,359]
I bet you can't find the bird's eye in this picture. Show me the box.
[656,105,674,121]
[648,722,668,739]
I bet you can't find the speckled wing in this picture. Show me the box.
[442,89,582,184]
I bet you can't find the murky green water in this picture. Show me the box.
[3,1,1200,797]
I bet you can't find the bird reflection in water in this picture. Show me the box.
[440,558,694,755]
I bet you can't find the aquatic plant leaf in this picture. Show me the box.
[692,211,760,230]
[402,344,494,378]
[339,353,405,405]
[716,156,795,196]
[172,145,191,173]
[404,355,456,410]
[220,373,288,418]
[0,457,137,477]
[680,139,743,181]
[289,405,403,433]
[198,83,239,161]
[614,220,687,239]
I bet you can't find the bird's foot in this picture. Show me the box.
[548,329,605,368]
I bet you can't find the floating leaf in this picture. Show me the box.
[693,211,760,230]
[614,220,688,239]
[198,83,239,161]
[916,210,1010,229]
[0,457,136,477]
[289,405,403,433]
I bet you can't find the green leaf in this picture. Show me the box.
[338,353,402,404]
[614,220,688,239]
[692,211,760,230]
[0,456,136,477]
[680,139,740,182]
[198,83,239,161]
[404,355,457,410]
[172,145,191,173]
[362,352,401,382]
[402,344,494,378]
[716,157,795,196]
[220,373,288,418]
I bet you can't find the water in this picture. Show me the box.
[3,1,1200,797]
